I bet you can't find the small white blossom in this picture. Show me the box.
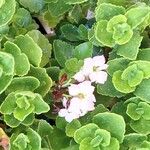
[59,97,79,122]
[58,81,96,122]
[86,10,94,20]
[74,55,108,84]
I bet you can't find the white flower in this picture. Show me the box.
[59,108,80,122]
[74,55,108,84]
[86,10,94,20]
[58,81,96,122]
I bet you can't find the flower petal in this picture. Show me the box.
[96,71,108,84]
[89,72,97,83]
[58,109,68,117]
[68,84,79,96]
[79,81,95,95]
[62,97,68,108]
[73,71,85,82]
[65,112,79,122]
[93,55,106,66]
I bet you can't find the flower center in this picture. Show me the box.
[93,66,99,72]
[78,93,85,99]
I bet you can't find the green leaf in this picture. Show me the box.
[107,14,133,45]
[126,103,142,120]
[97,75,125,97]
[125,5,150,29]
[11,128,41,150]
[95,3,125,21]
[64,0,88,4]
[74,123,99,144]
[43,11,62,28]
[28,66,52,97]
[138,102,150,120]
[122,133,147,148]
[5,76,40,94]
[65,119,81,137]
[27,128,41,150]
[0,93,17,114]
[0,51,14,94]
[0,0,5,8]
[12,133,29,150]
[93,112,125,143]
[53,40,74,67]
[113,23,133,45]
[79,137,100,150]
[93,129,111,147]
[97,0,133,7]
[22,113,35,126]
[112,70,136,93]
[137,48,150,61]
[88,27,102,47]
[44,0,58,3]
[73,42,93,60]
[13,104,35,121]
[134,79,150,103]
[27,30,52,67]
[1,91,49,127]
[107,58,130,76]
[4,114,20,128]
[123,133,147,149]
[130,118,150,135]
[0,0,16,27]
[37,120,53,137]
[107,15,127,33]
[19,0,44,13]
[48,127,70,149]
[121,64,144,87]
[60,24,81,42]
[131,61,150,79]
[4,41,30,76]
[95,20,115,47]
[13,8,32,27]
[61,145,79,150]
[14,34,42,67]
[48,1,72,16]
[31,93,50,114]
[46,66,60,81]
[116,32,143,60]
[78,25,88,41]
[104,138,120,150]
[0,24,9,36]
[68,5,83,24]
[65,58,83,73]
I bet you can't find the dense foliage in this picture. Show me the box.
[0,0,150,150]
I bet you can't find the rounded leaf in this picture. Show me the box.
[130,118,150,135]
[14,34,42,67]
[95,20,115,47]
[74,123,99,144]
[95,3,125,21]
[73,42,93,60]
[92,112,125,143]
[5,76,40,94]
[65,119,81,137]
[0,0,16,27]
[4,41,30,76]
[0,52,14,94]
[125,5,150,29]
[112,70,136,93]
[134,79,150,103]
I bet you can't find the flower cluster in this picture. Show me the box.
[59,55,108,122]
[74,55,108,84]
